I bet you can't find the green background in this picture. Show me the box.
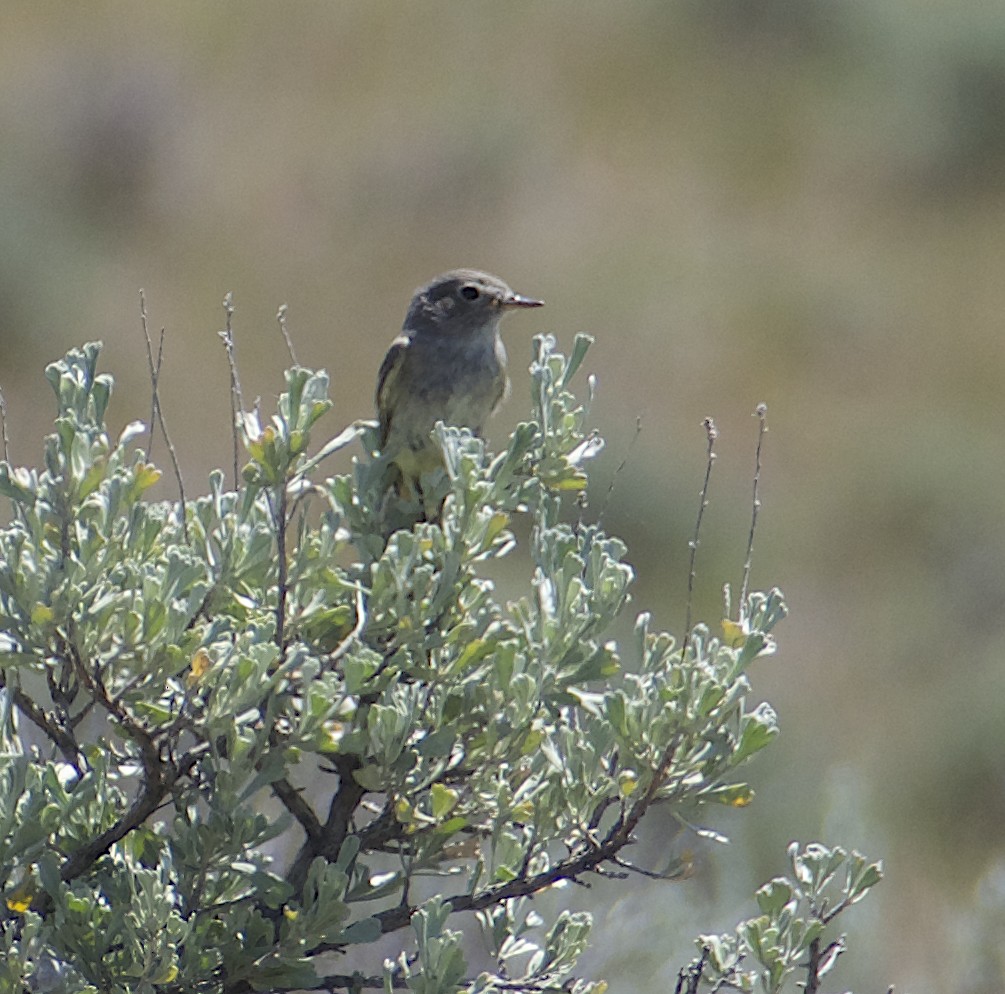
[2,3,1003,990]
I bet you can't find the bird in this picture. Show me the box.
[375,269,543,497]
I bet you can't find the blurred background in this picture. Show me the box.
[3,2,1004,990]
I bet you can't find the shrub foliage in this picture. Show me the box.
[0,338,878,993]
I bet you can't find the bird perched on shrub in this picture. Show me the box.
[376,269,543,498]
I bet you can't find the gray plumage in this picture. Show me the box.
[376,269,543,486]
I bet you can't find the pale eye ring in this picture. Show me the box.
[459,284,480,301]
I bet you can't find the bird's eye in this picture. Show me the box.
[459,285,480,301]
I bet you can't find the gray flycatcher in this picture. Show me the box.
[376,269,543,495]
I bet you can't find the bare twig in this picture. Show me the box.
[62,639,157,769]
[738,403,767,614]
[596,416,642,528]
[140,292,160,462]
[365,816,641,934]
[55,747,197,894]
[43,640,203,892]
[276,304,298,366]
[258,734,687,981]
[287,754,366,892]
[58,769,171,884]
[303,738,684,943]
[263,591,368,880]
[674,945,710,994]
[309,976,576,994]
[586,794,617,833]
[308,955,420,994]
[322,754,367,843]
[616,735,681,842]
[805,935,821,994]
[271,776,324,844]
[218,293,244,489]
[0,387,9,463]
[1,678,81,771]
[153,328,166,437]
[682,418,718,660]
[608,852,674,880]
[313,972,409,992]
[139,292,188,541]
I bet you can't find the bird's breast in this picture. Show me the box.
[391,329,507,448]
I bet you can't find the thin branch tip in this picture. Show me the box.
[0,387,9,463]
[138,296,188,539]
[219,296,244,487]
[277,302,299,365]
[739,404,769,611]
[596,415,642,527]
[682,417,719,656]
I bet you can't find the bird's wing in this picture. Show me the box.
[490,370,510,417]
[376,335,410,447]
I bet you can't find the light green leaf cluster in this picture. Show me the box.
[0,335,875,993]
[692,842,884,993]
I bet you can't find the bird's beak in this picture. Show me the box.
[501,292,544,309]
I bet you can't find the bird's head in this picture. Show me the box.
[404,269,543,337]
